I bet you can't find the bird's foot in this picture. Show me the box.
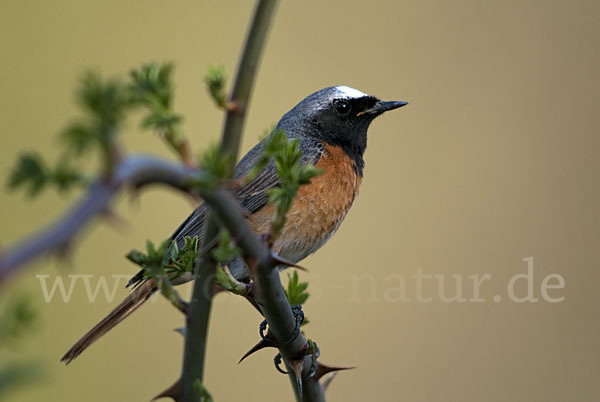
[285,304,304,343]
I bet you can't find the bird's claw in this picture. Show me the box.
[259,319,269,340]
[285,305,304,343]
[274,353,288,374]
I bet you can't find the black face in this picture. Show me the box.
[277,86,406,176]
[324,95,381,132]
[306,94,381,173]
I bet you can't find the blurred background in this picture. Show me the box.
[1,0,599,401]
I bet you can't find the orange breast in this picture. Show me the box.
[249,144,362,263]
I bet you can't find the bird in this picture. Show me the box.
[61,85,407,363]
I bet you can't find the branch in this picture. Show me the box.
[180,0,279,400]
[0,155,197,286]
[197,190,325,401]
[219,0,279,166]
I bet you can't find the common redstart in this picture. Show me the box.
[61,85,407,363]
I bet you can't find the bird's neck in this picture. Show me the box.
[278,119,367,177]
[333,141,364,177]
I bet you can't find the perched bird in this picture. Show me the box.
[61,85,407,363]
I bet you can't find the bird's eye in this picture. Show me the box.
[333,100,351,115]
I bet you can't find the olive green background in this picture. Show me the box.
[1,1,598,401]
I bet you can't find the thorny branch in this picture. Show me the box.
[180,0,280,400]
[0,155,197,285]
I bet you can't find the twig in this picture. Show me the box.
[179,1,279,400]
[0,153,327,400]
[197,190,325,401]
[219,0,279,165]
[179,216,219,402]
[0,155,197,286]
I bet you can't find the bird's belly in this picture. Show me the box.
[249,144,362,263]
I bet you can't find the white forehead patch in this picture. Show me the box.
[335,85,368,99]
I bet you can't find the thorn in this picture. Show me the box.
[227,100,240,113]
[261,230,274,248]
[152,377,181,401]
[219,178,240,192]
[290,360,304,400]
[230,178,243,192]
[127,186,141,207]
[174,327,186,337]
[314,362,356,381]
[196,231,222,257]
[185,191,202,206]
[243,283,263,315]
[101,208,129,233]
[240,206,253,219]
[321,372,337,392]
[271,253,308,272]
[55,241,73,264]
[243,255,258,276]
[238,337,276,364]
[307,341,319,376]
[177,300,189,316]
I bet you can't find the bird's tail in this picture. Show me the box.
[61,279,157,364]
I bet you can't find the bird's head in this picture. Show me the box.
[277,85,407,175]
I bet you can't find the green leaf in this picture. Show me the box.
[194,145,231,191]
[215,266,246,295]
[128,62,188,160]
[0,295,42,395]
[127,238,188,311]
[0,294,37,344]
[141,110,182,131]
[193,379,213,402]
[184,236,199,252]
[7,152,88,197]
[211,231,241,263]
[170,240,179,262]
[247,129,322,240]
[129,62,175,108]
[0,361,43,399]
[204,65,228,109]
[299,164,323,185]
[126,249,147,266]
[172,236,200,275]
[61,121,99,156]
[78,71,130,128]
[128,236,200,282]
[52,160,88,192]
[284,271,310,306]
[7,153,48,197]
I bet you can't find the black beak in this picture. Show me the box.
[359,100,408,117]
[372,100,408,114]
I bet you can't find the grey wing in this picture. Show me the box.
[171,133,325,242]
[169,138,279,247]
[165,159,280,248]
[230,132,324,213]
[126,134,321,287]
